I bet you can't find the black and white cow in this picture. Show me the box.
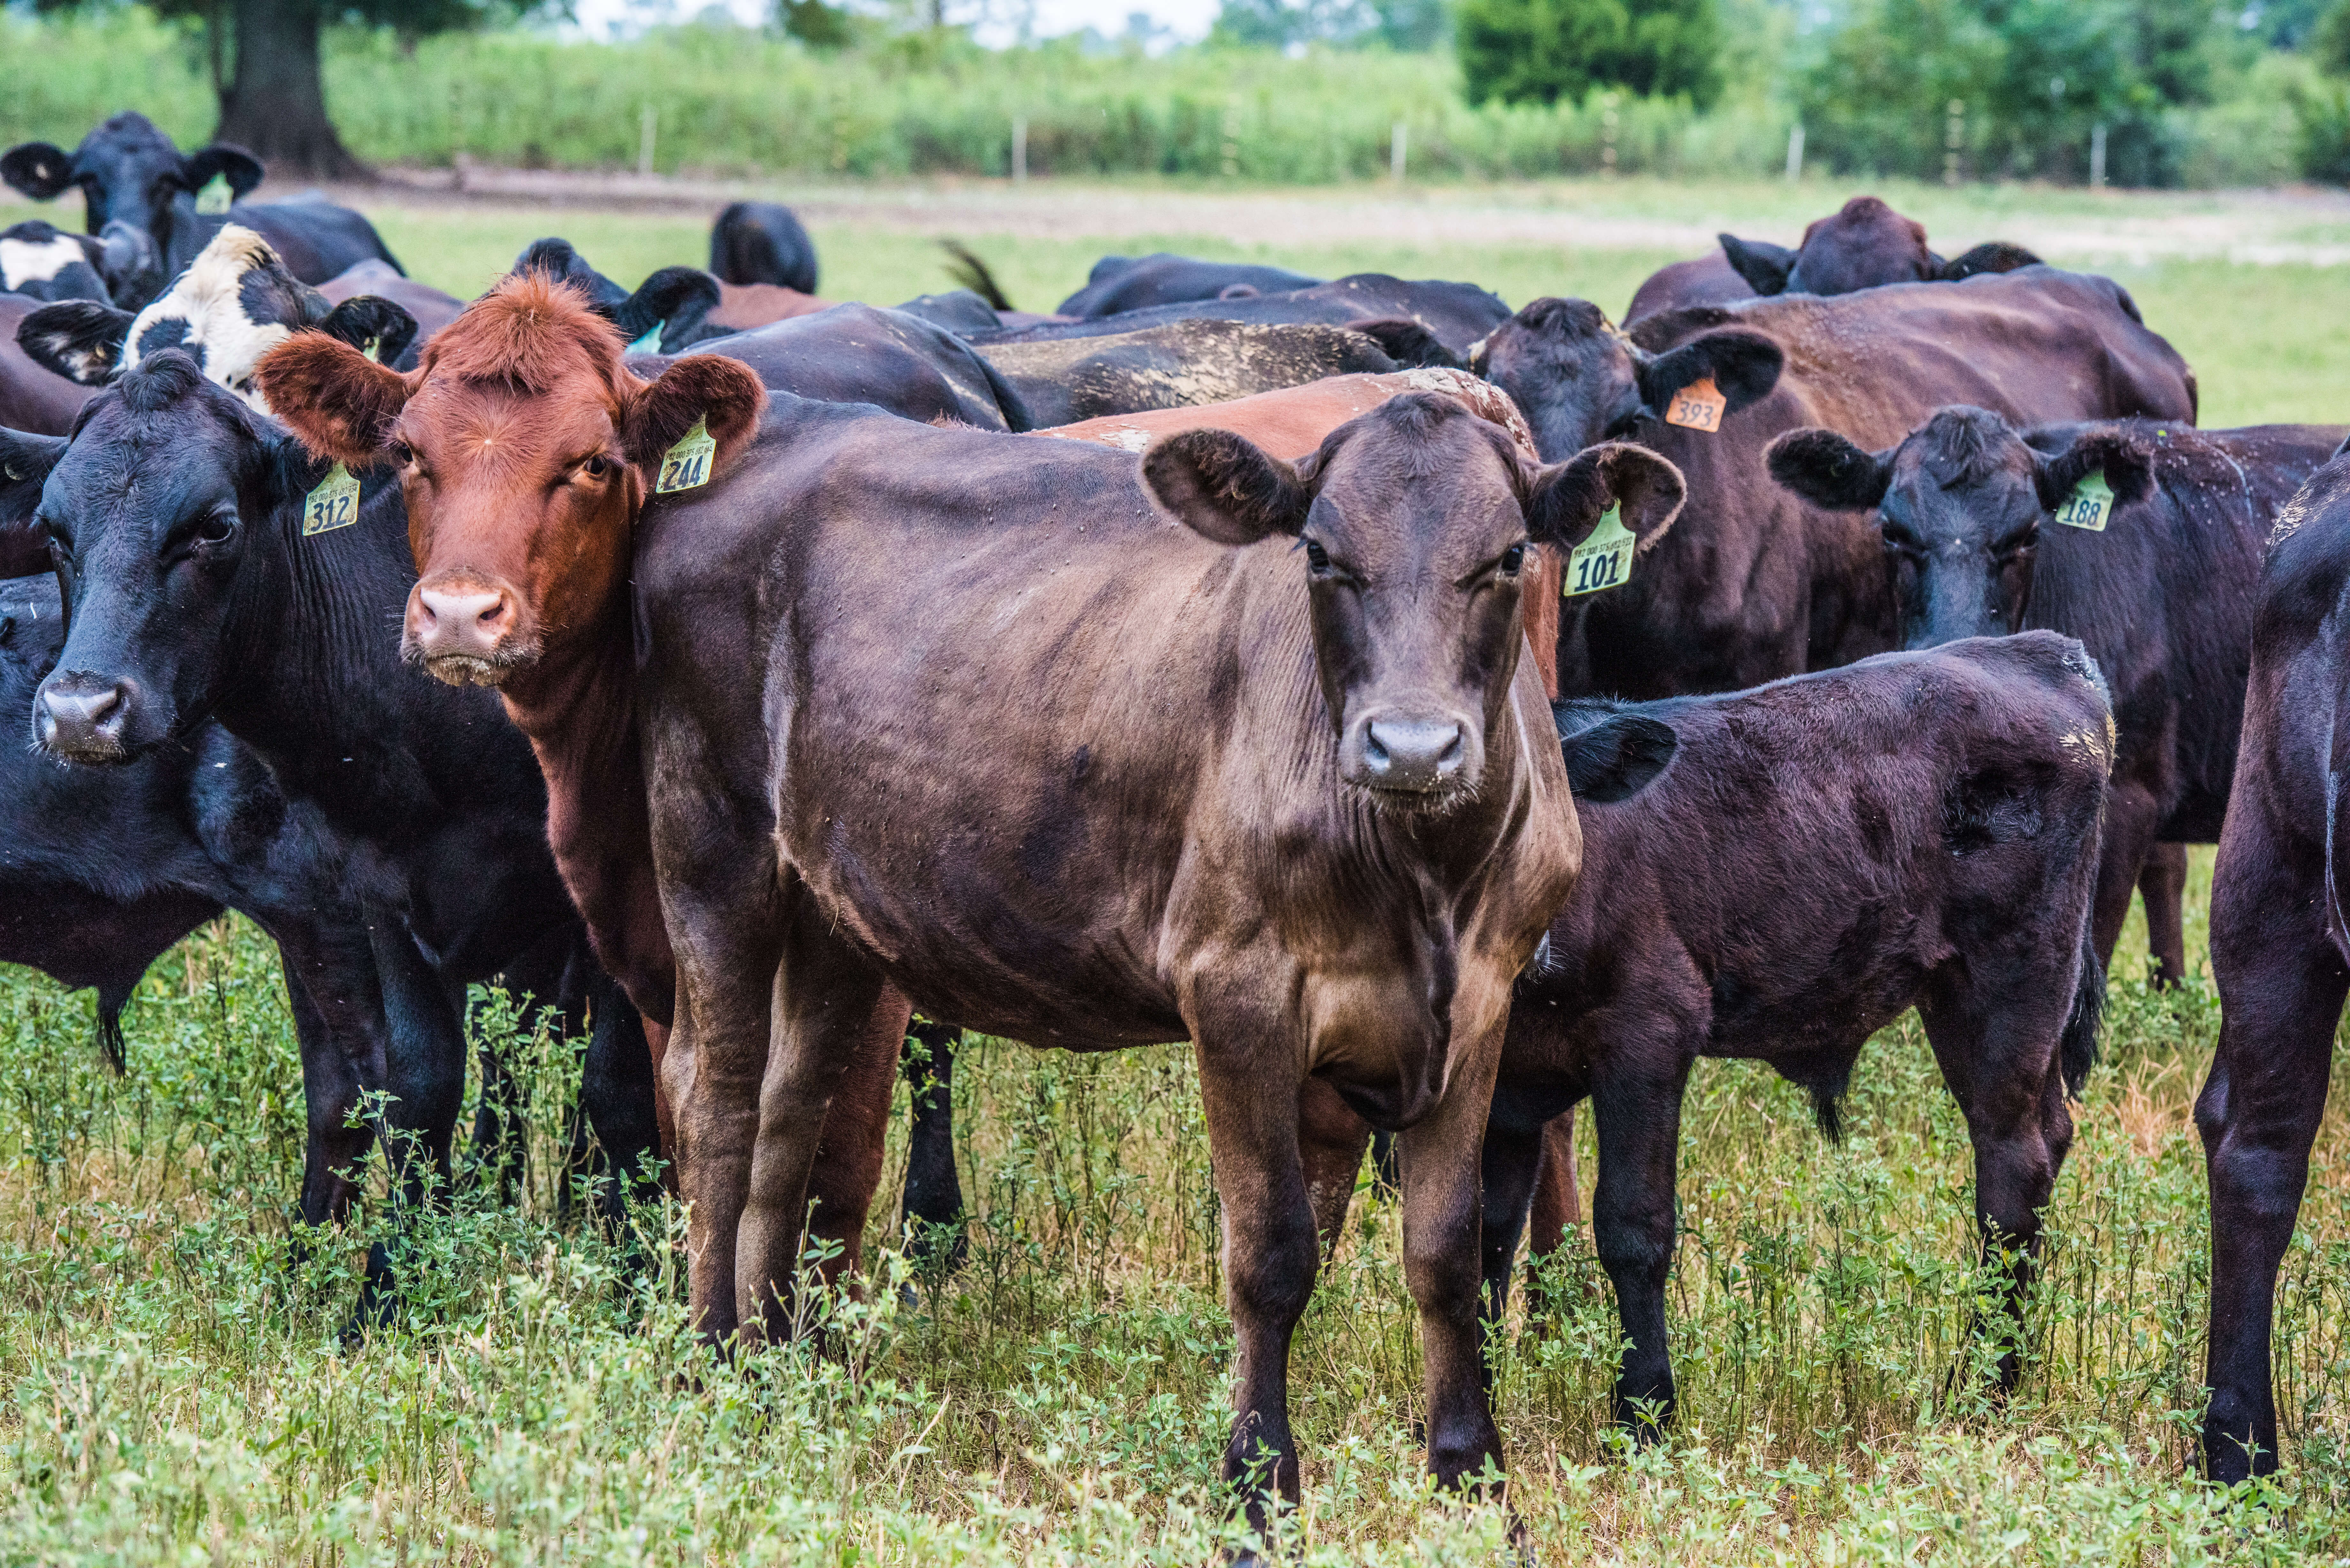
[1,112,402,310]
[0,219,148,303]
[17,226,415,409]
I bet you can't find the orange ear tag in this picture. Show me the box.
[1664,377,1726,433]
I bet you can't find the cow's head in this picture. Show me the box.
[514,238,727,352]
[28,352,295,762]
[253,271,766,694]
[1469,297,1781,461]
[1,113,261,257]
[19,226,413,411]
[1142,393,1684,809]
[1720,196,2043,297]
[0,220,116,304]
[1767,405,2152,647]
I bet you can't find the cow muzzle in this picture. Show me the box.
[1341,707,1483,803]
[403,573,532,687]
[35,670,134,762]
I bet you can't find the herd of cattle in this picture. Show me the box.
[0,106,2343,1514]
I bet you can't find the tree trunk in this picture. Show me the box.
[214,0,370,182]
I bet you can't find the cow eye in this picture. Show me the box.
[1304,539,1331,574]
[191,511,235,545]
[389,441,415,468]
[582,455,611,480]
[1498,543,1527,576]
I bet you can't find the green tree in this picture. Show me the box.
[1456,0,1724,106]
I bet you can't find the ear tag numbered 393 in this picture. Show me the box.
[656,417,716,494]
[2053,472,2113,532]
[194,173,234,217]
[1565,504,1635,597]
[302,463,359,537]
[1664,376,1726,433]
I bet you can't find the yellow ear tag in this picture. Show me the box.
[2052,472,2113,532]
[655,417,716,494]
[194,173,233,217]
[301,464,360,537]
[1564,504,1634,597]
[1664,376,1726,432]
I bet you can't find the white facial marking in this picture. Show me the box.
[0,234,87,288]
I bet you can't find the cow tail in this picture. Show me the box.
[940,240,1015,313]
[2061,924,2106,1097]
[94,983,130,1075]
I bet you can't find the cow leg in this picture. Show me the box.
[1476,1088,1552,1378]
[1590,1059,1691,1439]
[1398,1016,1513,1500]
[2198,840,2346,1481]
[899,1018,967,1270]
[800,989,910,1291]
[355,917,469,1331]
[274,922,386,1232]
[1299,1075,1375,1258]
[1522,1108,1581,1323]
[575,968,664,1233]
[1193,1020,1317,1528]
[473,924,578,1204]
[2140,843,2190,988]
[2088,787,2162,979]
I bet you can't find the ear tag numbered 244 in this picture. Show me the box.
[194,173,234,217]
[302,464,359,537]
[2052,472,2113,532]
[1565,504,1635,597]
[1664,376,1726,433]
[656,417,716,494]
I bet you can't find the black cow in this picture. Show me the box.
[1306,631,2112,1430]
[19,226,419,406]
[1768,409,2340,987]
[1055,253,1325,318]
[1626,196,2044,321]
[1,113,402,311]
[641,303,1034,432]
[708,201,819,295]
[20,354,662,1316]
[974,272,1513,358]
[515,238,728,353]
[2195,449,2350,1481]
[979,316,1454,428]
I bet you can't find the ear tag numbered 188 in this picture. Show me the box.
[1565,504,1635,598]
[1664,376,1726,433]
[301,463,359,537]
[194,173,234,217]
[656,417,716,494]
[2052,471,2113,532]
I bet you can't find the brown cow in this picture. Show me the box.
[255,285,1684,1524]
[706,281,833,331]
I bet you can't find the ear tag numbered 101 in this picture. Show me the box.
[2053,471,2113,531]
[302,463,359,537]
[656,417,716,494]
[194,173,233,217]
[1664,376,1726,433]
[1565,504,1635,597]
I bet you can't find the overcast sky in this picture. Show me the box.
[568,0,1224,46]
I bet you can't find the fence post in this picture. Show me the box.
[1391,122,1407,182]
[1785,123,1805,182]
[1012,116,1027,184]
[1944,98,1964,186]
[638,103,657,178]
[2090,123,2107,190]
[1601,91,1619,177]
[1222,94,1241,179]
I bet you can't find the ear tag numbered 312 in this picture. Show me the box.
[302,464,359,537]
[2053,472,2113,532]
[1565,504,1635,597]
[194,173,234,217]
[656,417,716,494]
[1664,376,1726,433]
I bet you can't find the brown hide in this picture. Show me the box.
[707,281,834,330]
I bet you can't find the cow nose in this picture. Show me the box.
[1363,717,1466,790]
[36,674,130,760]
[412,585,514,651]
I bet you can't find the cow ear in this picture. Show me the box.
[1,143,74,201]
[314,296,419,367]
[1348,317,1461,369]
[178,143,263,201]
[18,301,134,385]
[1765,428,1896,511]
[1719,234,1795,295]
[1556,709,1678,803]
[252,332,416,467]
[1636,327,1782,420]
[1524,441,1685,550]
[1937,241,2042,282]
[0,428,69,576]
[618,351,766,481]
[2031,427,2153,514]
[1142,428,1315,547]
[616,267,722,351]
